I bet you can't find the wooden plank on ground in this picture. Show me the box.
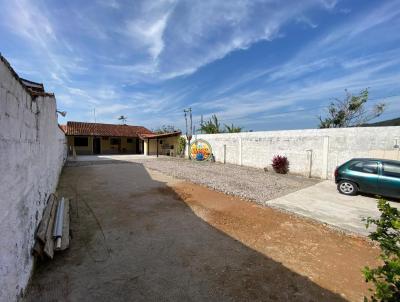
[59,198,70,251]
[44,198,58,259]
[36,194,56,243]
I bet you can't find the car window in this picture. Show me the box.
[382,163,400,178]
[349,161,378,174]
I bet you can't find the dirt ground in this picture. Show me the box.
[25,162,379,302]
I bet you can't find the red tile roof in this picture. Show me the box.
[64,121,153,137]
[59,124,67,133]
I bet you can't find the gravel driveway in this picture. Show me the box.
[68,156,318,203]
[140,157,319,202]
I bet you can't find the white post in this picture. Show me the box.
[223,144,226,164]
[321,136,329,179]
[306,149,313,178]
[144,140,148,156]
[238,137,242,166]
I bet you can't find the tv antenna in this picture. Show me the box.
[118,115,127,125]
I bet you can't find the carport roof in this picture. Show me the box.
[139,131,182,140]
[63,121,153,137]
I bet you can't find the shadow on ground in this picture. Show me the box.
[25,160,346,302]
[359,192,400,203]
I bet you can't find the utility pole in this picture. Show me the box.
[200,114,203,134]
[184,108,193,159]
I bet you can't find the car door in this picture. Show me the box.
[347,160,379,193]
[378,162,400,198]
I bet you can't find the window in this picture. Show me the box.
[159,140,163,144]
[127,138,133,143]
[102,136,109,140]
[74,137,88,147]
[110,138,121,145]
[349,161,378,174]
[382,163,400,178]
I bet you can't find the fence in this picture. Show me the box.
[190,127,400,179]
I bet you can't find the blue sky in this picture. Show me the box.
[1,0,399,131]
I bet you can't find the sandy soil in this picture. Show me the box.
[25,162,379,302]
[172,181,380,301]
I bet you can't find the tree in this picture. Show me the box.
[363,199,400,301]
[200,114,222,134]
[318,89,385,128]
[177,136,187,156]
[224,123,243,133]
[153,125,180,134]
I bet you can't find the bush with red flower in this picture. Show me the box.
[272,155,289,174]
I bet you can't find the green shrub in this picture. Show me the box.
[363,199,400,302]
[177,137,187,157]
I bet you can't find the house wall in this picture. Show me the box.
[191,127,400,179]
[67,135,92,155]
[0,58,67,301]
[160,136,179,156]
[100,137,137,154]
[147,136,179,156]
[68,136,139,155]
[147,139,158,155]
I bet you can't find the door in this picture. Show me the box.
[347,160,379,193]
[378,162,400,198]
[93,137,101,154]
[135,138,140,154]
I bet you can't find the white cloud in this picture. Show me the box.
[56,94,76,106]
[319,0,338,10]
[125,13,169,61]
[6,0,57,46]
[111,0,324,79]
[95,104,134,115]
[0,0,78,86]
[191,55,400,127]
[2,0,399,130]
[97,0,120,9]
[314,1,400,51]
[156,0,314,78]
[296,16,318,29]
[123,1,176,62]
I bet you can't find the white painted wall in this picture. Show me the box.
[191,127,400,179]
[0,58,67,301]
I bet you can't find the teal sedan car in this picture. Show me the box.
[335,158,400,198]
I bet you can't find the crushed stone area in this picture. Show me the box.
[138,157,319,203]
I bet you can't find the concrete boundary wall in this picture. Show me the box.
[0,57,67,301]
[191,127,400,179]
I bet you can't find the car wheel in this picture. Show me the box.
[338,180,358,196]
